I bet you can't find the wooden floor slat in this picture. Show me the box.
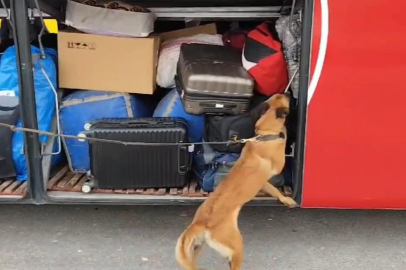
[56,172,75,189]
[72,176,88,192]
[4,181,21,194]
[0,180,13,193]
[188,181,197,194]
[46,167,291,199]
[48,166,69,189]
[144,189,154,195]
[14,181,28,195]
[0,179,27,196]
[182,184,189,195]
[66,174,84,188]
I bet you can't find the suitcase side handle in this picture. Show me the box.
[199,102,237,109]
[178,145,192,175]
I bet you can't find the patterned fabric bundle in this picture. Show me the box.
[276,15,302,98]
[78,0,151,13]
[66,0,155,37]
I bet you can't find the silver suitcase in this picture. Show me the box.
[176,44,254,115]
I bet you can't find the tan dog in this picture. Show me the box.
[175,94,297,270]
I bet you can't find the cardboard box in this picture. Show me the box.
[160,23,217,43]
[58,32,160,94]
[58,24,217,95]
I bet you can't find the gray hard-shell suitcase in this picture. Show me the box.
[177,91,251,115]
[176,44,254,115]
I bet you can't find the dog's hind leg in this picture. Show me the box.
[228,231,243,270]
[192,244,203,266]
[205,209,244,270]
[206,226,244,270]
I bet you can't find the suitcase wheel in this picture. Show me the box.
[82,178,96,193]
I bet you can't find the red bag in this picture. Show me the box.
[242,22,288,96]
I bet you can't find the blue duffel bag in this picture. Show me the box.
[59,90,153,173]
[193,144,286,192]
[193,144,240,192]
[0,45,62,181]
[153,88,204,142]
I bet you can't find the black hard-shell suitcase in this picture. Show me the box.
[176,43,254,115]
[0,97,20,179]
[87,118,192,189]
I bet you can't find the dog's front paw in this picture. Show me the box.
[280,197,297,208]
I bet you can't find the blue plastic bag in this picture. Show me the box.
[0,46,60,181]
[153,89,205,142]
[60,90,153,173]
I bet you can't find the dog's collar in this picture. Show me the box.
[241,132,285,143]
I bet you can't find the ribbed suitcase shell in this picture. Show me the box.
[0,97,19,179]
[177,44,254,98]
[179,92,250,115]
[87,118,191,189]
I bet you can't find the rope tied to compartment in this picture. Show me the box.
[0,122,284,147]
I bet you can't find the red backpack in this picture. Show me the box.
[242,22,288,96]
[222,30,249,51]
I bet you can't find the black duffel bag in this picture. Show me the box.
[205,113,255,153]
[204,96,270,153]
[204,92,294,153]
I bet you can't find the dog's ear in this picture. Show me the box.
[276,107,289,119]
[250,102,270,122]
[259,102,270,116]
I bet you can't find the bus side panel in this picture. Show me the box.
[302,0,406,209]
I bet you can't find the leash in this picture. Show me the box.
[0,122,285,147]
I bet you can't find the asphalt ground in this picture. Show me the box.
[0,205,405,270]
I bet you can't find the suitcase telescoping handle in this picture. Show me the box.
[87,119,177,129]
[178,145,193,175]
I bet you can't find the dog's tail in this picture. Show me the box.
[175,224,205,270]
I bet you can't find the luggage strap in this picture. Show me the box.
[0,122,285,150]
